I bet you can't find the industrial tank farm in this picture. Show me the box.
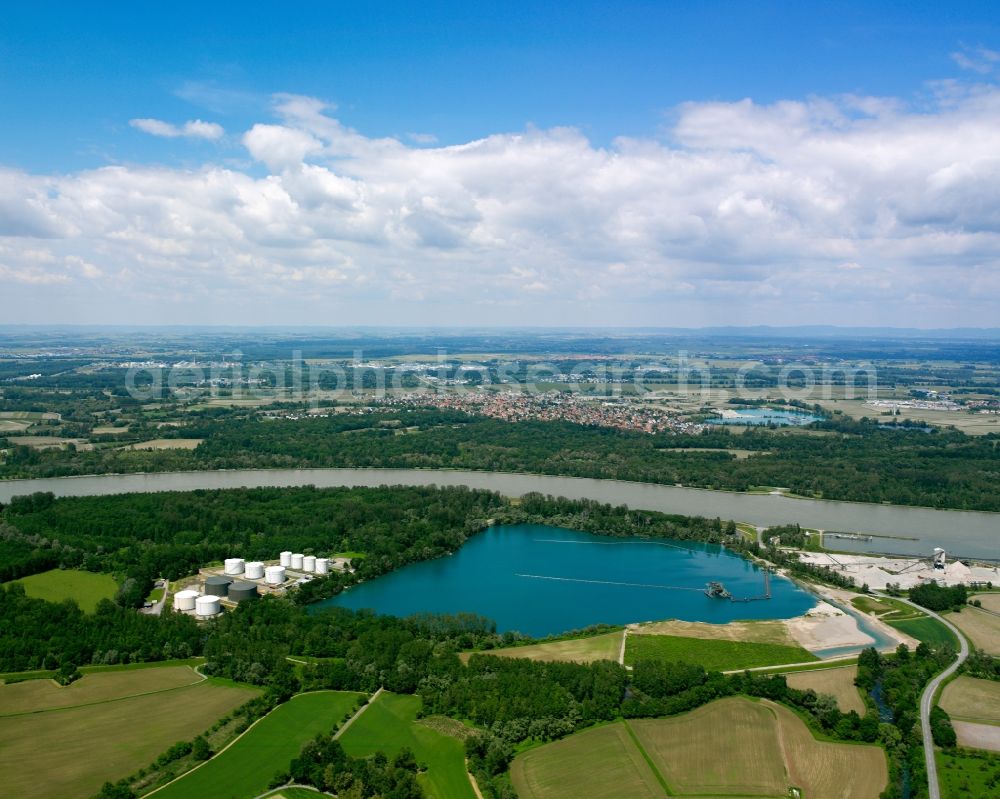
[172,550,354,617]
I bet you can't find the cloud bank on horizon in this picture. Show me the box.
[2,74,1000,326]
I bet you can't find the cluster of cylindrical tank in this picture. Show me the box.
[208,551,334,596]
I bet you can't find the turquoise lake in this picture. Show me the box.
[707,408,821,426]
[317,524,817,636]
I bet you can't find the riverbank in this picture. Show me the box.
[1,466,997,558]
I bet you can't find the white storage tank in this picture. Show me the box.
[303,555,316,572]
[280,551,292,567]
[265,565,286,585]
[195,595,221,617]
[224,558,245,576]
[315,558,329,575]
[290,553,304,570]
[244,561,265,580]
[173,589,199,612]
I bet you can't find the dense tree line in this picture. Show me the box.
[856,643,958,799]
[0,584,202,672]
[3,408,999,510]
[286,736,423,798]
[908,582,968,612]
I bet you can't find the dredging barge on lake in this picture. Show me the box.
[704,569,772,602]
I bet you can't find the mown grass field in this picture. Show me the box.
[785,665,866,715]
[0,674,257,799]
[887,616,959,648]
[0,665,201,715]
[624,633,816,670]
[338,691,475,799]
[512,697,887,799]
[11,568,118,612]
[946,607,1000,655]
[851,595,924,622]
[940,676,1000,725]
[152,690,363,799]
[467,631,624,664]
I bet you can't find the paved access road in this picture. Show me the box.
[878,594,969,799]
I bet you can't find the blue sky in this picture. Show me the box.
[1,1,999,326]
[4,1,996,171]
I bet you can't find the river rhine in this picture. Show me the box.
[0,467,996,558]
[316,524,816,636]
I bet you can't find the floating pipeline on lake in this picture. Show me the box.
[317,524,816,638]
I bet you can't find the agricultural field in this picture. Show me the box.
[887,616,959,648]
[0,672,257,799]
[785,665,867,715]
[816,398,1000,435]
[512,697,887,799]
[974,594,1000,614]
[121,438,204,450]
[8,435,91,450]
[940,676,1000,725]
[0,665,201,715]
[510,722,664,799]
[946,607,1000,655]
[338,691,475,799]
[468,630,624,664]
[937,748,1000,798]
[152,690,363,799]
[11,568,117,612]
[624,633,816,670]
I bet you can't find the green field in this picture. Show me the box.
[624,634,817,670]
[151,690,364,799]
[887,616,958,648]
[851,595,924,621]
[512,697,887,799]
[937,748,1000,799]
[12,568,117,612]
[338,691,476,799]
[0,669,257,799]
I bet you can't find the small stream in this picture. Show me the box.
[870,681,912,799]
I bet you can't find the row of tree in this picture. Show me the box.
[3,407,1000,510]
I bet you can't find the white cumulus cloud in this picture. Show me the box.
[130,118,225,140]
[3,78,1000,326]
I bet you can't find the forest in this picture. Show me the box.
[3,408,999,510]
